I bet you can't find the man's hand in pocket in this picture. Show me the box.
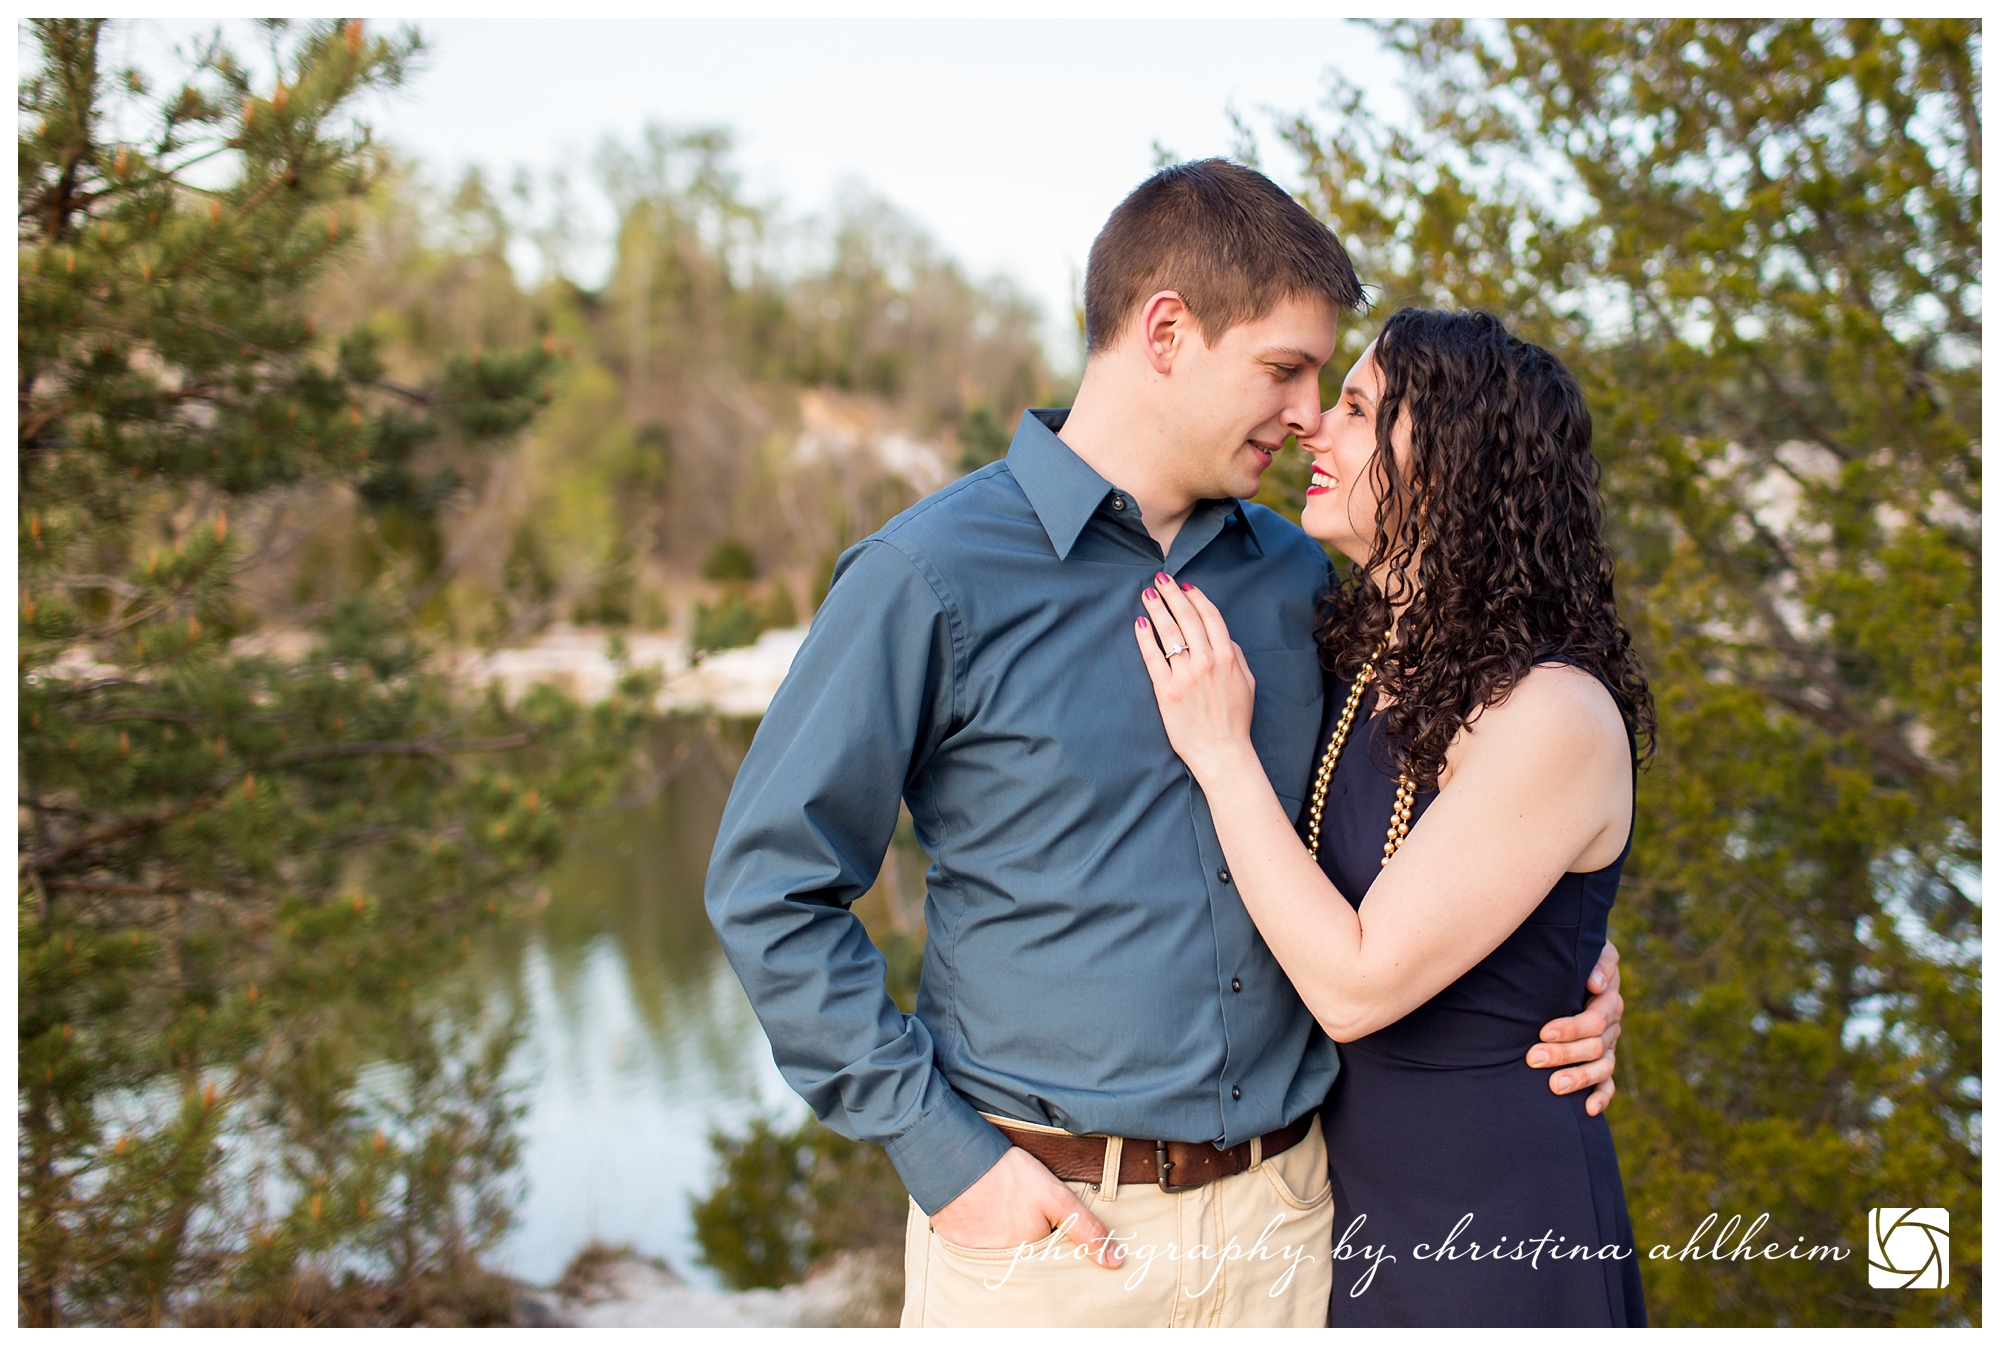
[928,1147,1124,1267]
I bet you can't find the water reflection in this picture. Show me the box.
[483,717,804,1289]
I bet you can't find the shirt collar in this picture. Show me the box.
[1007,409,1268,563]
[1231,501,1271,559]
[1007,409,1118,560]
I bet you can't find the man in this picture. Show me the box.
[706,160,1624,1328]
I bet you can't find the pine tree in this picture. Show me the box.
[1281,18,1979,1325]
[18,20,648,1323]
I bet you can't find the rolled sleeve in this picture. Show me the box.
[704,539,1007,1213]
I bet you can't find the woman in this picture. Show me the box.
[1133,308,1652,1326]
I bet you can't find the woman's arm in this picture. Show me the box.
[1135,580,1632,1043]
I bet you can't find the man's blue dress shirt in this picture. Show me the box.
[705,409,1339,1214]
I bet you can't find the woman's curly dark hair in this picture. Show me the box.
[1316,307,1655,788]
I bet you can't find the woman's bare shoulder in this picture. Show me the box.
[1462,662,1627,762]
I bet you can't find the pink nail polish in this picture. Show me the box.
[1144,588,1157,601]
[1137,616,1149,629]
[1180,582,1192,591]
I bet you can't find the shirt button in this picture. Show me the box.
[1218,869,1230,884]
[1232,978,1242,992]
[1231,1086,1242,1100]
[1109,494,1125,510]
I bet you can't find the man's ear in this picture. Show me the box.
[1137,290,1193,376]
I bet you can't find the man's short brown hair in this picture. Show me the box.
[1083,158,1363,354]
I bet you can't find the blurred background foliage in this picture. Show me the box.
[17,18,661,1326]
[282,123,1058,654]
[1273,18,1980,1326]
[17,14,1978,1328]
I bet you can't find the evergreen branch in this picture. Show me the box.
[31,560,218,646]
[365,377,434,406]
[1739,348,1863,463]
[322,824,415,847]
[1752,680,1941,783]
[30,794,216,872]
[265,732,533,768]
[23,598,176,648]
[46,877,203,897]
[19,795,121,825]
[18,403,72,451]
[51,576,151,600]
[27,732,534,872]
[45,677,138,696]
[156,382,227,405]
[39,134,90,246]
[1945,46,1981,176]
[1681,520,1945,785]
[226,167,303,226]
[150,141,237,182]
[576,744,694,819]
[66,708,206,726]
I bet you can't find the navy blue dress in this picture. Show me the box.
[1313,677,1646,1326]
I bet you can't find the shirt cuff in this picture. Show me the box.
[883,1086,1013,1216]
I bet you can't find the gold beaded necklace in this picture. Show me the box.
[1305,643,1418,869]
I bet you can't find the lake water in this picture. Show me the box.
[477,716,811,1290]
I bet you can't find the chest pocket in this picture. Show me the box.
[1242,646,1324,810]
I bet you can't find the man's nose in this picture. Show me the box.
[1286,392,1325,440]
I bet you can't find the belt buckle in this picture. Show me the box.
[1155,1140,1200,1193]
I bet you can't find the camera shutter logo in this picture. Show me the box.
[1867,1208,1948,1289]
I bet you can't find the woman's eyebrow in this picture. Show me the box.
[1342,382,1376,406]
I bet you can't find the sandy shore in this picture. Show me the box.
[513,1249,898,1328]
[468,624,806,717]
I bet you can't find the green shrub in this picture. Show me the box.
[690,1114,908,1291]
[689,594,761,656]
[955,405,1011,471]
[701,539,758,582]
[756,582,799,632]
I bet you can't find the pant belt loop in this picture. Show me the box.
[1248,1135,1263,1171]
[1099,1135,1123,1201]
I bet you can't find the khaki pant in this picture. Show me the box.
[901,1115,1334,1328]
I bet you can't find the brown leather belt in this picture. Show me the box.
[992,1114,1314,1193]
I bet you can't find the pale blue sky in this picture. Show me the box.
[105,17,1406,369]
